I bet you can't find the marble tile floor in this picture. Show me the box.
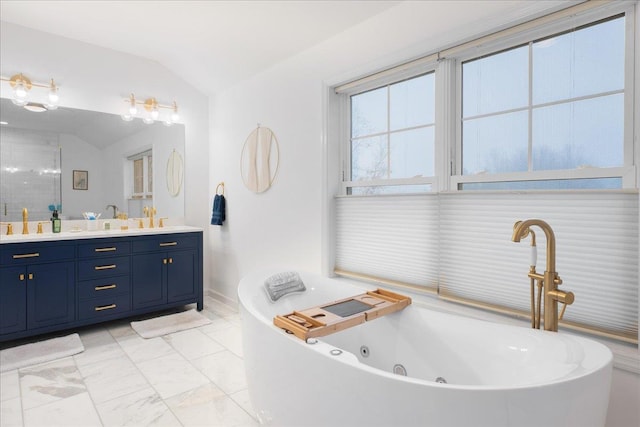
[0,296,259,427]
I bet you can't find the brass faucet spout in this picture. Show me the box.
[22,208,29,234]
[512,219,555,272]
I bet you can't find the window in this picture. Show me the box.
[348,72,435,195]
[457,14,630,190]
[128,150,152,199]
[333,3,638,344]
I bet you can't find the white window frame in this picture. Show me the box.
[338,62,440,195]
[337,2,637,194]
[451,6,636,190]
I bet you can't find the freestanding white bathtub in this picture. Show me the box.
[239,269,613,427]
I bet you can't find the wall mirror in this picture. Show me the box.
[0,97,185,222]
[241,126,279,193]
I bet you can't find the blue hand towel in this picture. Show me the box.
[211,194,226,225]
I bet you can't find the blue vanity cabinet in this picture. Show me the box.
[131,233,201,310]
[77,239,132,321]
[0,229,202,343]
[0,241,75,335]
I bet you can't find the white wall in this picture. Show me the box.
[209,1,638,426]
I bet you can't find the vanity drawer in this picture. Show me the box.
[78,276,130,300]
[132,234,197,253]
[78,294,131,320]
[78,241,130,259]
[1,243,75,266]
[78,256,130,280]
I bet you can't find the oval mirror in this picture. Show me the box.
[166,149,184,197]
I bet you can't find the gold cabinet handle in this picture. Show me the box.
[28,273,34,280]
[12,252,40,259]
[95,247,117,252]
[163,258,168,265]
[19,273,25,281]
[95,284,117,291]
[159,242,177,247]
[95,264,116,271]
[168,257,173,264]
[94,304,116,311]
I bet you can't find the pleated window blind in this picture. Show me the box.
[335,191,639,343]
[335,194,439,292]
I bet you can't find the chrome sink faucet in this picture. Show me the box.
[512,219,574,332]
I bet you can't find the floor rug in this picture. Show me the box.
[131,309,212,339]
[0,333,84,372]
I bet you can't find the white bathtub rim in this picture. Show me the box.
[238,269,614,392]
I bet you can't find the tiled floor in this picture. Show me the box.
[0,296,258,427]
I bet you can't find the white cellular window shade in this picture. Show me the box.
[438,191,638,343]
[335,194,439,292]
[336,191,638,343]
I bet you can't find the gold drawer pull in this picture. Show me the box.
[95,284,117,291]
[95,264,116,271]
[95,247,117,252]
[19,273,25,281]
[95,304,116,311]
[12,252,40,259]
[159,242,177,247]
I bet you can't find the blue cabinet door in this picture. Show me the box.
[27,262,75,330]
[167,249,196,303]
[0,266,27,334]
[132,252,166,309]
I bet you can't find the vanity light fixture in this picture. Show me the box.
[121,93,180,126]
[0,73,60,111]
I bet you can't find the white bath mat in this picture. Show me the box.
[0,333,84,373]
[130,309,211,339]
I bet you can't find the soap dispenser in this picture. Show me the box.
[51,209,61,233]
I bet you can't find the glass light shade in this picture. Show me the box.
[48,88,59,104]
[46,103,58,111]
[171,111,179,122]
[150,108,159,120]
[129,104,138,115]
[121,114,134,122]
[13,82,28,99]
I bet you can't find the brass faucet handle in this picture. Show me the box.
[138,218,144,229]
[158,217,167,228]
[1,222,14,235]
[37,222,43,234]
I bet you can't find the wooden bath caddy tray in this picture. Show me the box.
[274,288,411,340]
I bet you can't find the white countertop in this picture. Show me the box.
[0,225,203,244]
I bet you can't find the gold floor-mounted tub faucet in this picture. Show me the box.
[512,219,574,332]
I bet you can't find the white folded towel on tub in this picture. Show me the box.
[264,271,306,302]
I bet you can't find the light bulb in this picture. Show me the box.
[48,79,59,104]
[171,102,179,122]
[128,94,137,115]
[150,108,159,120]
[13,81,27,99]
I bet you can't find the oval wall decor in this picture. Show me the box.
[166,149,184,197]
[240,125,279,193]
